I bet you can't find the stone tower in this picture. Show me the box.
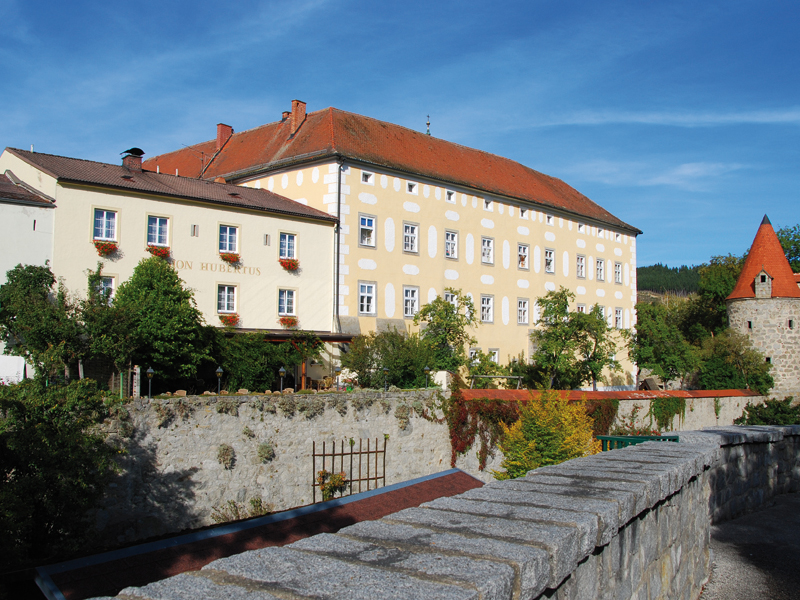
[726,215,800,398]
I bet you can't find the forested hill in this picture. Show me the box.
[637,263,701,293]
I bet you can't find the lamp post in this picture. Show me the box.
[279,367,286,392]
[424,366,431,388]
[146,367,154,399]
[334,366,342,391]
[383,367,389,392]
[216,366,223,395]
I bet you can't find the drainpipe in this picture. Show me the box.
[334,158,343,334]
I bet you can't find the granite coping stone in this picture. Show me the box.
[447,486,621,545]
[536,458,679,498]
[337,520,551,599]
[290,532,515,600]
[383,506,580,587]
[202,546,477,599]
[116,572,281,599]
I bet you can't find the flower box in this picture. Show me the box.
[279,316,298,329]
[146,245,171,259]
[220,252,240,264]
[94,240,118,257]
[219,313,240,327]
[279,258,299,271]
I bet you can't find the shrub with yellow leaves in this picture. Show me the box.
[493,389,601,480]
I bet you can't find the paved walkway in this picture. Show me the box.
[700,493,800,599]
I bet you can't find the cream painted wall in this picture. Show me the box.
[0,150,335,332]
[240,160,639,385]
[0,201,54,282]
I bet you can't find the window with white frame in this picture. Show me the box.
[403,286,419,317]
[361,171,374,185]
[578,223,585,234]
[445,230,458,259]
[484,198,493,211]
[614,262,622,284]
[469,348,479,364]
[217,285,236,313]
[359,282,376,315]
[489,349,499,364]
[407,182,418,194]
[279,233,296,258]
[147,216,169,246]
[598,227,604,238]
[597,305,605,319]
[519,208,527,219]
[403,223,418,253]
[615,308,623,329]
[576,255,586,278]
[596,258,605,281]
[481,237,494,264]
[219,225,238,253]
[190,224,199,237]
[278,289,295,315]
[444,291,457,307]
[98,276,115,303]
[546,214,554,226]
[518,244,529,269]
[517,299,529,324]
[93,209,116,241]
[615,232,621,242]
[480,295,494,323]
[445,190,456,203]
[577,304,586,313]
[544,248,555,273]
[359,215,376,247]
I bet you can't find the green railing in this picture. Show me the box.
[596,435,680,452]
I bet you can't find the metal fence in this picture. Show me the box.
[312,437,387,503]
[596,434,680,451]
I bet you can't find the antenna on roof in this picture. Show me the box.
[30,144,34,153]
[426,115,430,136]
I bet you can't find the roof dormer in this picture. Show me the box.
[754,269,772,298]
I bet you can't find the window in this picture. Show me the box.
[279,233,296,258]
[469,348,479,364]
[518,244,529,270]
[98,276,115,303]
[147,216,169,246]
[615,232,621,242]
[576,255,586,279]
[191,224,199,237]
[489,349,499,364]
[359,215,376,247]
[403,223,418,253]
[445,230,458,259]
[789,320,794,329]
[445,190,456,203]
[598,227,604,238]
[481,237,494,264]
[484,198,493,211]
[403,286,419,317]
[597,305,605,319]
[361,171,374,185]
[517,299,529,324]
[544,249,555,273]
[219,225,238,253]
[520,208,527,219]
[578,223,585,234]
[444,291,457,307]
[615,308,623,329]
[614,262,622,284]
[407,182,418,194]
[217,285,236,313]
[359,282,376,315]
[747,321,752,329]
[577,304,586,313]
[264,234,270,246]
[278,289,295,315]
[481,295,494,323]
[93,209,116,241]
[596,258,605,281]
[546,214,554,226]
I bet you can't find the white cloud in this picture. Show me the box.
[564,159,748,191]
[539,109,800,127]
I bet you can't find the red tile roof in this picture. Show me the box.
[728,215,800,300]
[5,148,337,224]
[0,172,54,206]
[144,107,641,234]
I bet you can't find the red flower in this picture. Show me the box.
[279,316,298,328]
[220,252,240,264]
[219,314,240,327]
[279,258,299,271]
[146,245,171,259]
[94,240,118,257]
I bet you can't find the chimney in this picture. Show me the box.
[217,123,233,151]
[282,111,290,120]
[290,99,306,136]
[121,147,144,172]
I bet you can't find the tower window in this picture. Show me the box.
[747,321,752,329]
[789,320,794,329]
[761,275,767,283]
[766,357,771,364]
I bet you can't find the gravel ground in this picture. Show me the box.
[699,493,800,600]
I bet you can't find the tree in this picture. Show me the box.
[493,389,601,480]
[528,287,620,390]
[467,349,506,389]
[698,329,773,394]
[113,257,212,381]
[776,224,800,273]
[341,329,437,389]
[626,302,699,388]
[0,263,84,380]
[694,254,744,337]
[413,288,478,372]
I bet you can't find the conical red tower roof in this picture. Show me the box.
[727,215,800,300]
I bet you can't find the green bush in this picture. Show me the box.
[735,397,800,425]
[341,329,437,389]
[217,444,235,469]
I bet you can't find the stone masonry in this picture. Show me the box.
[92,426,800,600]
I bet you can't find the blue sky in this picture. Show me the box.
[2,0,798,267]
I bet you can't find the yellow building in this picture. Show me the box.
[0,147,338,338]
[146,101,642,386]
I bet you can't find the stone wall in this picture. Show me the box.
[728,296,800,398]
[614,393,761,432]
[98,426,800,600]
[97,390,503,546]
